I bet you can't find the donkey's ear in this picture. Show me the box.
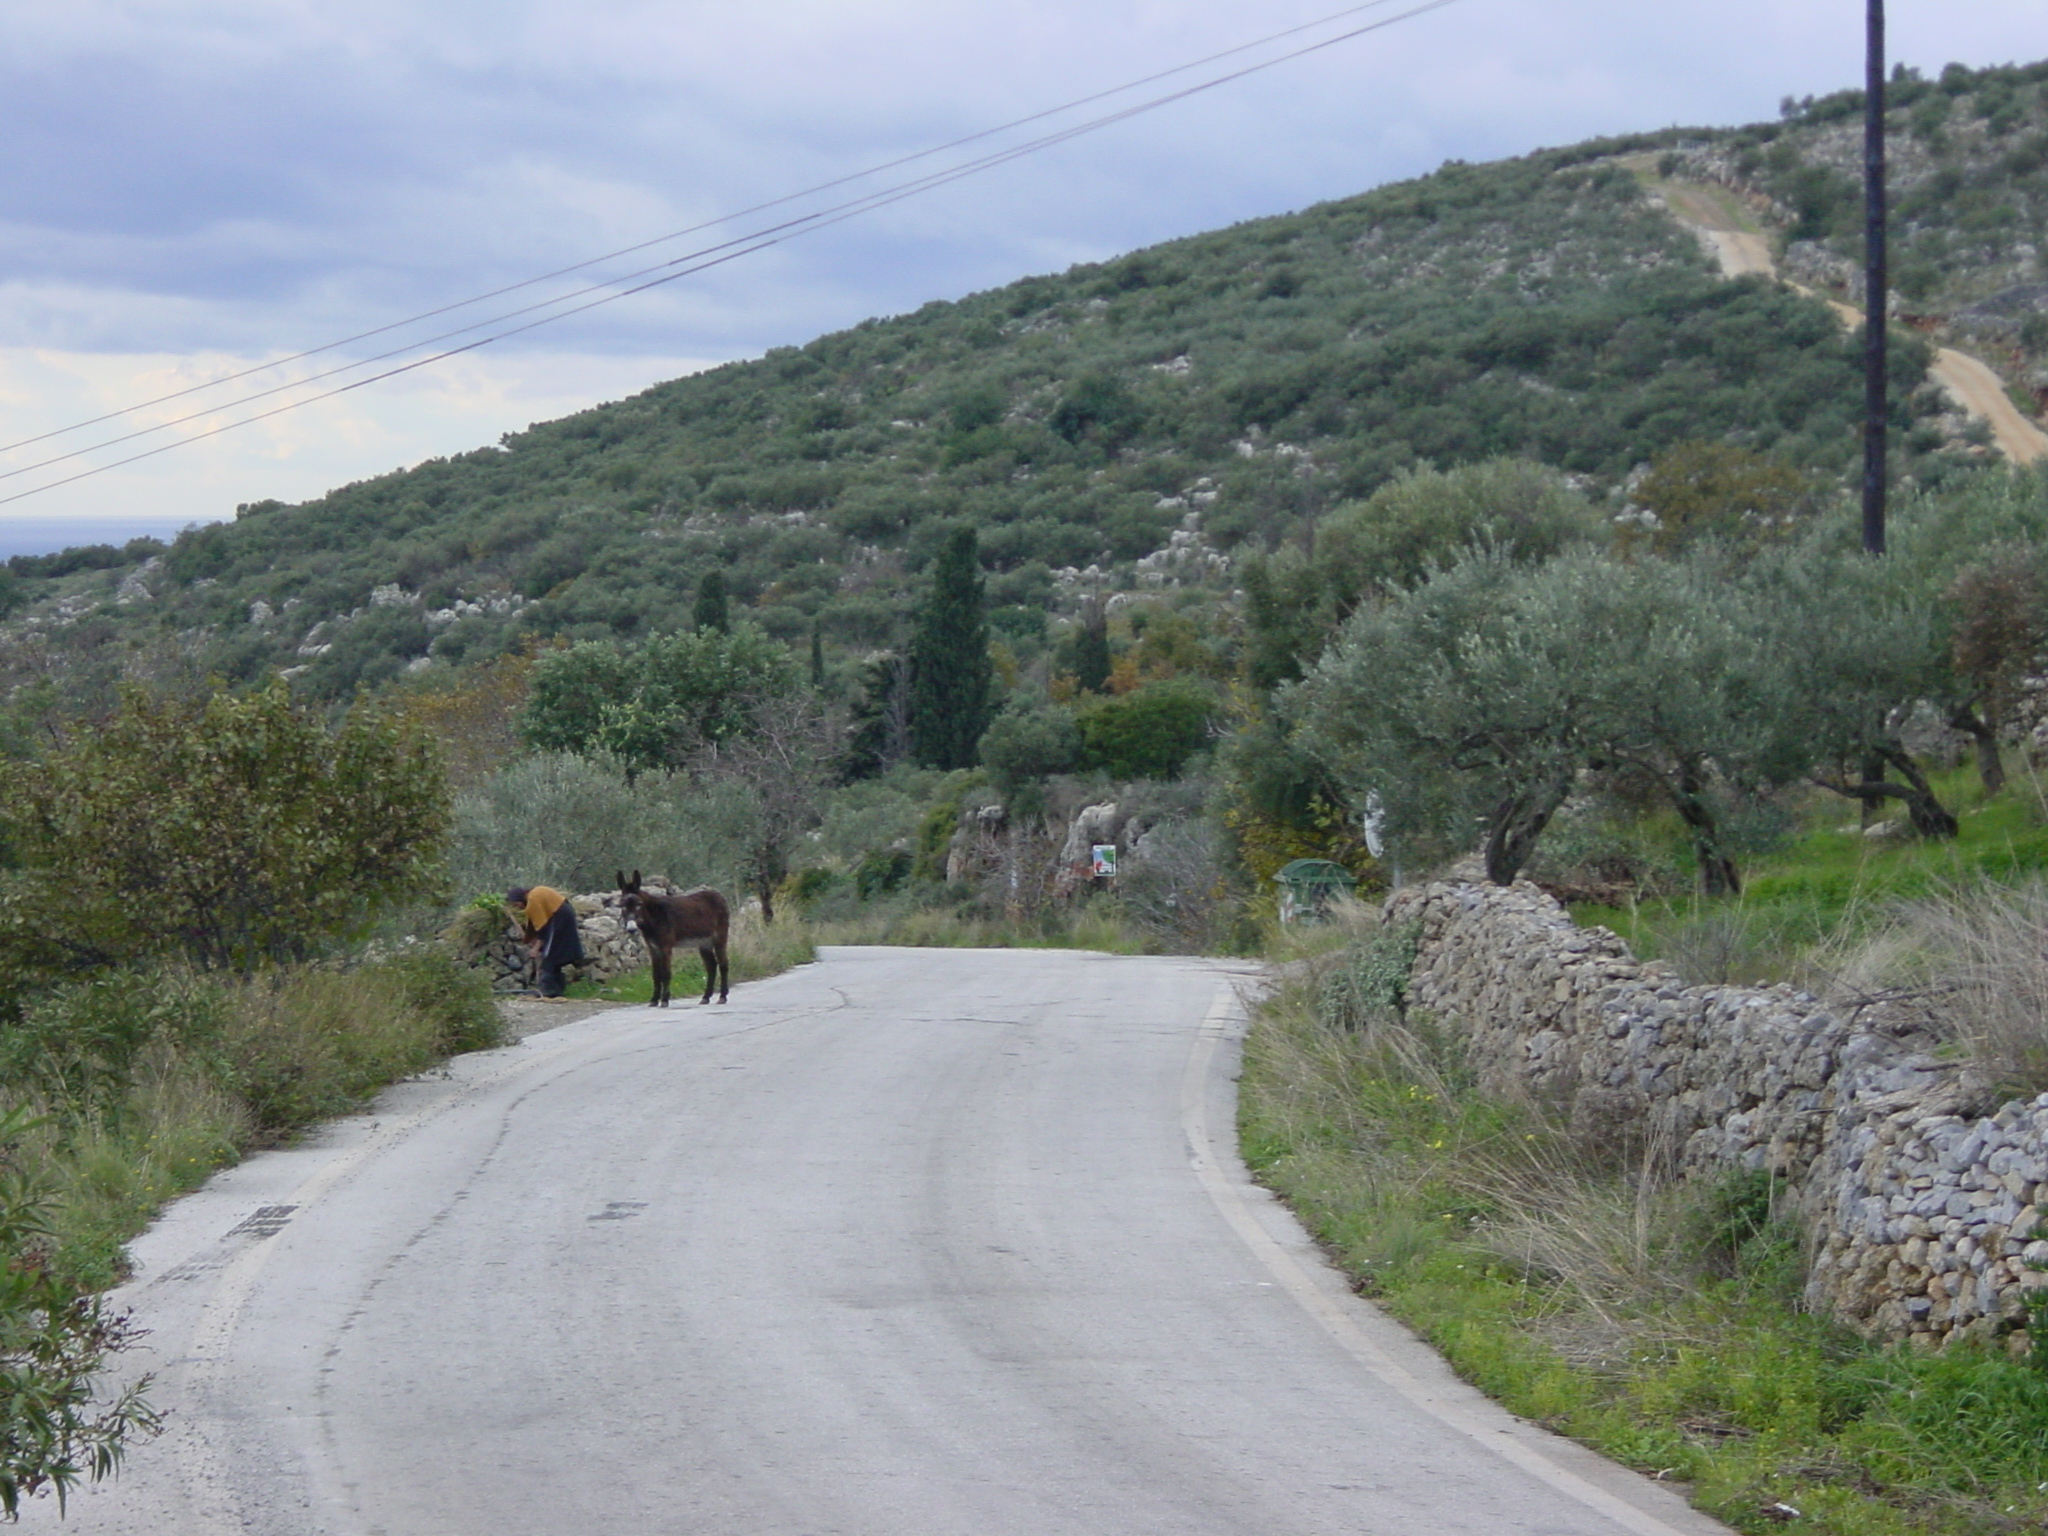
[631,869,642,887]
[616,869,629,890]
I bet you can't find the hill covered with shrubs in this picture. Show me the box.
[20,61,2048,709]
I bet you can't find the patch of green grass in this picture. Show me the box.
[0,950,504,1286]
[1575,773,2048,987]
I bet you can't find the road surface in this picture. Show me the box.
[33,948,1727,1535]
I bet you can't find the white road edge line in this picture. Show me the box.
[1180,982,1710,1536]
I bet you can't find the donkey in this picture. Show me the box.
[616,871,730,1006]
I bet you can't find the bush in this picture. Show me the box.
[1114,818,1235,953]
[0,681,448,975]
[1075,680,1217,780]
[0,1106,159,1516]
[448,752,744,898]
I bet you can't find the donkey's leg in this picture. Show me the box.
[697,943,716,1005]
[650,945,671,1008]
[713,940,729,1004]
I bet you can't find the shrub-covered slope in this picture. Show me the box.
[24,63,2048,705]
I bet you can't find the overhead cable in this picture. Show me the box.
[0,0,1462,507]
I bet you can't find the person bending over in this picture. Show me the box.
[506,885,586,999]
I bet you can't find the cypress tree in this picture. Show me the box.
[1073,601,1112,694]
[908,526,993,769]
[693,571,730,633]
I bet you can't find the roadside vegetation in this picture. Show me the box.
[1242,903,2048,1536]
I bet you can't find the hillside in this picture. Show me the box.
[1663,58,2048,402]
[7,59,2048,717]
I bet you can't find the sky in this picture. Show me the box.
[2,1,2043,557]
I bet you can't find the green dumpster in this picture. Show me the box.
[1274,858,1357,924]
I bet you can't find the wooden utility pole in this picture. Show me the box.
[1862,0,1887,555]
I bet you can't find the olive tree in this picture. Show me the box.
[1289,550,1602,885]
[521,622,799,774]
[1242,458,1601,689]
[1291,549,1812,890]
[1750,541,1960,838]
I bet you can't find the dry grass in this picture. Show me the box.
[1804,878,2048,1093]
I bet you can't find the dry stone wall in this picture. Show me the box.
[471,887,661,993]
[1386,877,2048,1349]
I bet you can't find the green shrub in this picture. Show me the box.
[1075,680,1217,780]
[0,681,447,976]
[0,1106,159,1516]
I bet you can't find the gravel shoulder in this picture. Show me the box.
[493,993,625,1042]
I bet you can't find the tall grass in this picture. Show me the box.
[0,952,501,1284]
[1240,918,2048,1535]
[1803,877,2048,1094]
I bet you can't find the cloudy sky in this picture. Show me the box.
[1,1,2041,555]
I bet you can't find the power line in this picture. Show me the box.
[0,0,1462,508]
[0,0,1419,462]
[3,0,1459,489]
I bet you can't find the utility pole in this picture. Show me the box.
[1862,0,1887,555]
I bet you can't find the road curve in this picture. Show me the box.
[34,948,1728,1536]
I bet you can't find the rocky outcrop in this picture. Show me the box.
[1388,877,2048,1348]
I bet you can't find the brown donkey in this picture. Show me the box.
[616,871,731,1006]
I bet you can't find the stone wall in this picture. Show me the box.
[468,887,664,993]
[1386,877,2048,1348]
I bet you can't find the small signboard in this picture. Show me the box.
[1090,844,1118,879]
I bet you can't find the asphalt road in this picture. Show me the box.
[35,947,1728,1535]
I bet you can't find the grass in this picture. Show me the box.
[0,951,504,1287]
[566,905,824,1002]
[1560,766,2048,1095]
[1243,888,2048,1535]
[792,887,1161,954]
[1573,769,2048,986]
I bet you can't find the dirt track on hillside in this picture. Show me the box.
[1641,166,2048,465]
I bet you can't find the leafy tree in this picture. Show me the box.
[907,527,993,770]
[1293,553,1561,883]
[1,681,448,974]
[0,1106,159,1517]
[683,695,839,922]
[1318,459,1604,599]
[1625,440,1825,556]
[1243,461,1602,689]
[521,623,798,773]
[1075,680,1218,781]
[511,643,635,758]
[1941,547,2048,793]
[1294,545,1885,890]
[979,705,1083,818]
[1562,554,1808,895]
[1754,542,1960,838]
